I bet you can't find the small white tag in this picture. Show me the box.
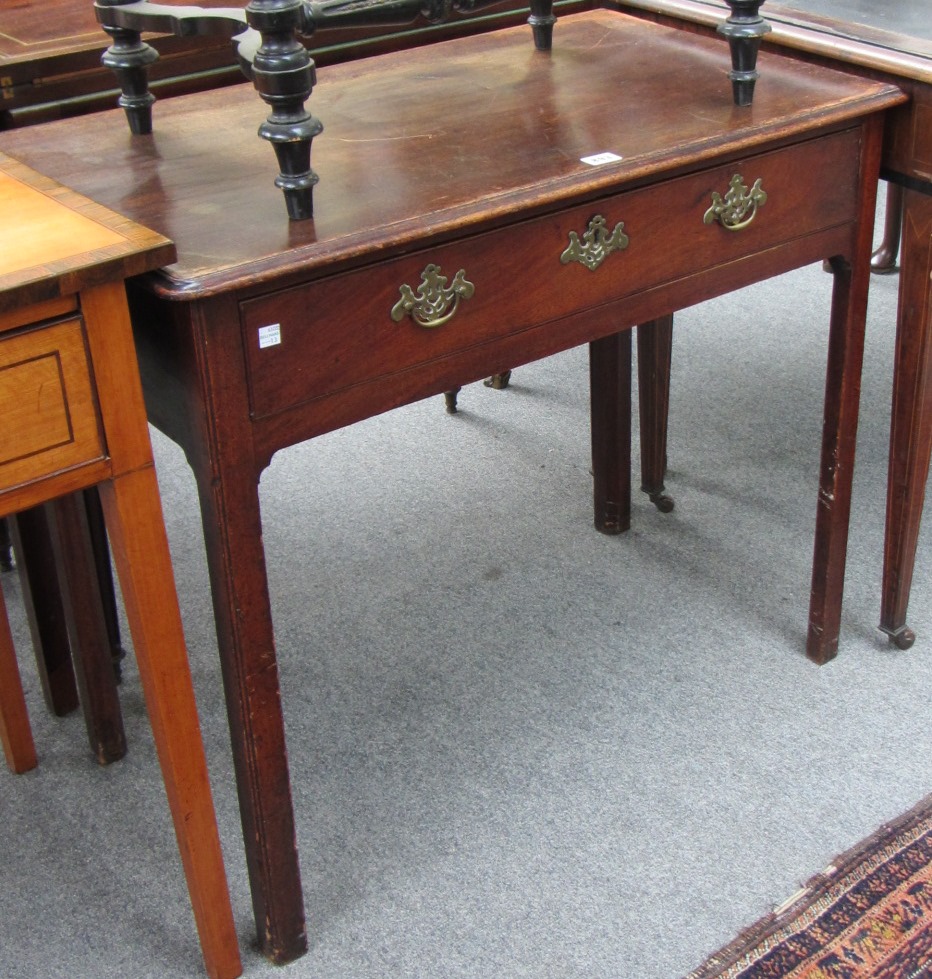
[581,152,624,167]
[258,324,282,349]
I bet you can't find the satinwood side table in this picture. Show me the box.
[0,152,241,979]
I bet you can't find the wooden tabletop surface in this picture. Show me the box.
[775,0,932,45]
[0,153,175,312]
[0,10,903,301]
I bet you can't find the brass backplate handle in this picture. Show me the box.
[703,174,767,231]
[391,263,475,328]
[560,215,629,270]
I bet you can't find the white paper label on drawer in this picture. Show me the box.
[581,152,624,166]
[258,324,282,349]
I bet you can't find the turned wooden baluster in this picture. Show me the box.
[719,0,771,106]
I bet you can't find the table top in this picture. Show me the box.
[0,10,902,299]
[613,0,932,81]
[771,0,932,47]
[0,153,175,313]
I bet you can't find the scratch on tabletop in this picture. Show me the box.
[338,132,440,143]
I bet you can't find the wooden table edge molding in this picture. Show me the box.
[0,150,241,979]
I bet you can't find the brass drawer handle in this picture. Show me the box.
[703,175,767,231]
[391,263,475,328]
[560,215,629,270]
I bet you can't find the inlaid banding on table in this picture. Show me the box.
[390,263,475,328]
[559,215,629,270]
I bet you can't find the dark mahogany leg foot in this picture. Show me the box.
[444,388,461,413]
[871,182,903,275]
[484,371,512,390]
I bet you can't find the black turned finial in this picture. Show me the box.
[718,0,771,106]
[527,0,556,51]
[245,0,322,220]
[96,1,159,134]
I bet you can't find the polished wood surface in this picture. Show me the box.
[0,8,902,963]
[0,153,240,979]
[613,0,932,649]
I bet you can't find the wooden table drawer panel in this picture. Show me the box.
[0,317,104,492]
[243,128,860,419]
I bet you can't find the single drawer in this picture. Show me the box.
[0,316,104,494]
[242,127,861,420]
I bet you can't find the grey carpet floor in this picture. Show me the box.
[1,245,930,978]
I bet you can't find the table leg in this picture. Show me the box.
[126,283,307,963]
[590,331,632,534]
[9,506,80,716]
[0,586,37,774]
[636,316,675,513]
[806,255,871,663]
[99,468,242,979]
[83,488,128,678]
[880,187,932,649]
[871,182,903,274]
[81,279,241,979]
[45,495,127,764]
[194,463,307,963]
[0,517,12,571]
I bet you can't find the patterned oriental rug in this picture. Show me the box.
[686,795,932,979]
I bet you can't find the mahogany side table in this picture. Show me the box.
[613,0,932,651]
[0,9,904,963]
[0,152,241,979]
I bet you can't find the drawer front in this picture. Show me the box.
[242,128,861,419]
[0,317,104,493]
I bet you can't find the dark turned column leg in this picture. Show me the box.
[46,495,127,764]
[590,331,632,535]
[444,387,461,413]
[83,488,128,679]
[0,518,12,572]
[528,0,556,50]
[718,1,771,107]
[636,316,675,513]
[879,188,932,650]
[871,182,904,275]
[98,7,159,135]
[195,461,307,963]
[485,370,512,390]
[246,0,322,221]
[9,508,80,717]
